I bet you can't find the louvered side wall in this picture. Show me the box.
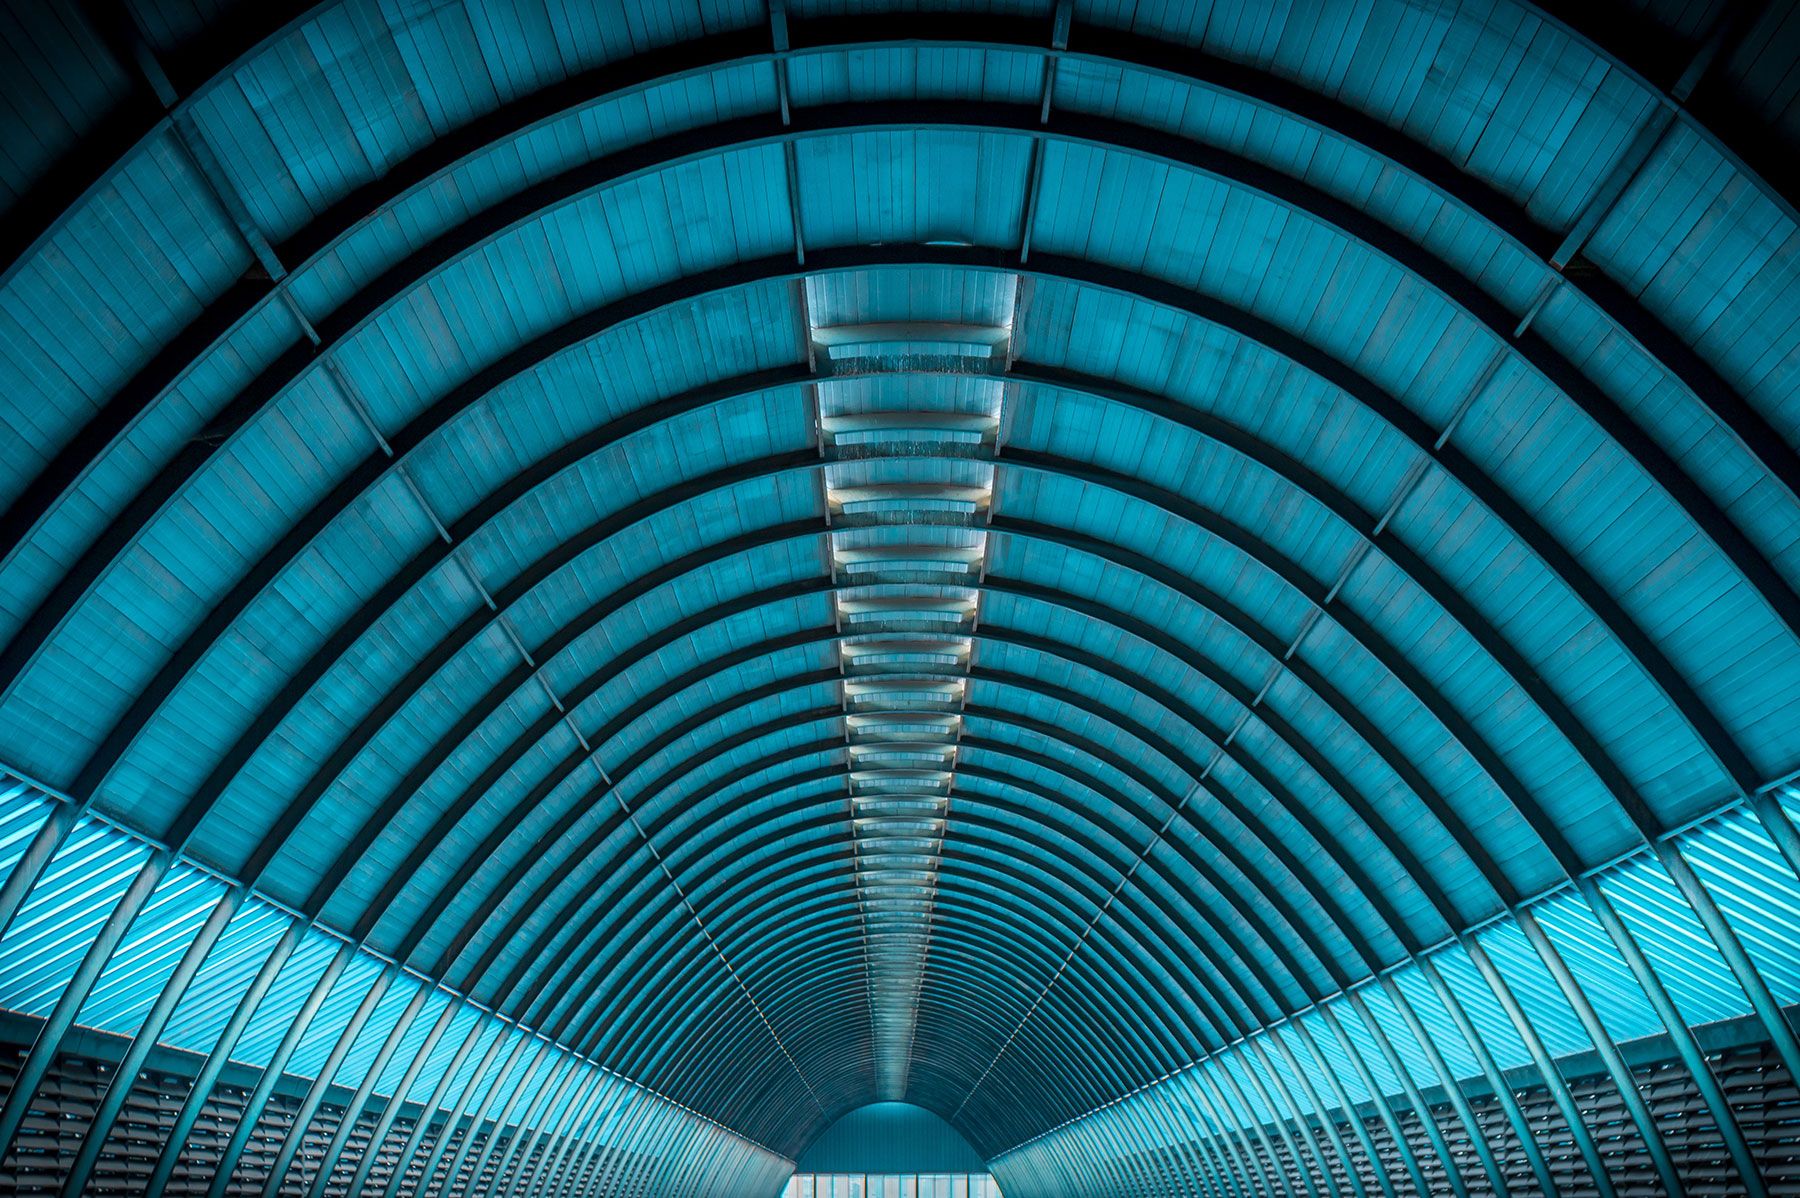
[0,1035,780,1197]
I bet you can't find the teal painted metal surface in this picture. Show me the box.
[798,1104,988,1173]
[0,0,1797,1194]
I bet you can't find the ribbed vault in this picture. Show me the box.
[1,1,1800,1196]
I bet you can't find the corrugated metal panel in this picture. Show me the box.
[75,862,226,1037]
[0,819,152,1016]
[2,0,1799,1192]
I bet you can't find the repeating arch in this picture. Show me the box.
[2,2,1800,1197]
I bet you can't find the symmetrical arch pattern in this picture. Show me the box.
[1,0,1800,1195]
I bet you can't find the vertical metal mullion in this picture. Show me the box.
[572,1084,655,1198]
[0,802,77,941]
[1338,993,1467,1198]
[205,942,355,1198]
[441,1035,557,1198]
[1054,1112,1104,1198]
[1242,1037,1344,1198]
[1748,790,1800,883]
[303,978,430,1198]
[402,1020,525,1198]
[1132,1086,1198,1198]
[1514,907,1685,1197]
[1285,1019,1396,1198]
[1119,1085,1185,1198]
[480,1049,581,1195]
[1157,1078,1234,1198]
[1313,1003,1436,1198]
[1415,956,1560,1198]
[621,1102,686,1198]
[1459,935,1618,1198]
[1654,841,1800,1091]
[1578,876,1770,1197]
[1063,1105,1115,1198]
[1209,1053,1301,1198]
[1230,1044,1329,1198]
[61,885,245,1197]
[1418,949,1562,1194]
[1376,975,1510,1198]
[537,1067,613,1194]
[1159,1064,1245,1194]
[567,1079,643,1195]
[1195,1057,1267,1187]
[497,1055,594,1198]
[654,1107,712,1198]
[0,849,171,1162]
[535,1073,619,1198]
[345,996,465,1198]
[1111,1103,1158,1198]
[1177,1068,1255,1198]
[551,1085,626,1198]
[525,1081,596,1198]
[259,964,396,1198]
[1265,1027,1370,1198]
[654,1118,703,1198]
[683,1109,739,1197]
[1023,1130,1072,1198]
[146,918,306,1198]
[641,1100,704,1198]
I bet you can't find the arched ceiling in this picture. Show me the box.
[1,0,1800,1191]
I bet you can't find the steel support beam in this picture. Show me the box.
[203,944,353,1198]
[1515,907,1685,1196]
[299,977,429,1198]
[145,918,306,1197]
[61,885,245,1197]
[339,997,465,1198]
[1460,936,1617,1198]
[0,850,171,1163]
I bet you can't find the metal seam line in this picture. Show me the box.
[203,943,354,1198]
[0,849,171,1164]
[256,964,397,1198]
[298,978,432,1198]
[28,116,1785,827]
[58,885,246,1198]
[144,917,306,1198]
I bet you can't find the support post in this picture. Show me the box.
[0,850,171,1163]
[203,943,353,1198]
[61,886,245,1197]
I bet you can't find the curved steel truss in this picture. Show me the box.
[1,0,1800,1195]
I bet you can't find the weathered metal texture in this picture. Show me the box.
[1,1,1800,1196]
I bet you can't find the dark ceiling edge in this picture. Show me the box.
[9,0,1795,293]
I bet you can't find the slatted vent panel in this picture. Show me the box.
[3,1021,1793,1196]
[1091,1043,1800,1198]
[0,1045,646,1197]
